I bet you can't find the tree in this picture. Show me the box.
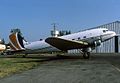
[59,30,71,36]
[0,38,5,44]
[10,28,25,40]
[10,28,22,36]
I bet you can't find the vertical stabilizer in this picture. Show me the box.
[9,33,25,51]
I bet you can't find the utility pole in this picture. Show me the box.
[51,23,59,37]
[51,23,57,32]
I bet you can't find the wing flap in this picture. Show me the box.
[45,37,89,51]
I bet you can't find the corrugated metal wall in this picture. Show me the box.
[93,21,120,53]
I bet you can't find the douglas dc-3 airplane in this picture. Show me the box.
[9,28,116,59]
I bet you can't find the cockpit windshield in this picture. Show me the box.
[103,30,108,33]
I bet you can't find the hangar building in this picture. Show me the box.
[68,21,120,53]
[92,21,120,53]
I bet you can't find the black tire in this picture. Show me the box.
[83,52,90,59]
[22,55,26,58]
[56,54,61,57]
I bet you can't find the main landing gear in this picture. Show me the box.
[82,47,91,59]
[83,52,90,59]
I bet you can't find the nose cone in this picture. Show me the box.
[102,31,116,42]
[111,31,116,37]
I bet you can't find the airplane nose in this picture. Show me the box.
[111,31,116,37]
[101,31,116,42]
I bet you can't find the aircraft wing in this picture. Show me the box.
[45,37,89,51]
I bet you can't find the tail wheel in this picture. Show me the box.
[83,52,90,59]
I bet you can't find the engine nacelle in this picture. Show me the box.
[94,40,101,46]
[82,47,92,52]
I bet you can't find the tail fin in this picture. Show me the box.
[9,33,25,51]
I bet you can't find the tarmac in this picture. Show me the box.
[0,53,120,83]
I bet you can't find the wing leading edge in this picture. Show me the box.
[45,37,89,51]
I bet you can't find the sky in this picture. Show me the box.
[0,0,120,42]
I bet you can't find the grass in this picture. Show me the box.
[0,57,43,78]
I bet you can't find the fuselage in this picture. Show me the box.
[24,28,116,53]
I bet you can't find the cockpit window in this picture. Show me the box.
[103,30,106,32]
[83,36,86,38]
[103,30,108,33]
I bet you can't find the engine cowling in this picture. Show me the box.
[94,40,101,46]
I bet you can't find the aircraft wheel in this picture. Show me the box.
[22,55,26,58]
[56,54,61,57]
[22,54,27,58]
[83,52,90,59]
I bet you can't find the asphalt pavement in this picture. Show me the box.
[0,53,120,83]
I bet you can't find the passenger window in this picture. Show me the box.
[40,39,43,41]
[72,39,75,40]
[91,37,94,39]
[78,37,80,40]
[83,36,86,38]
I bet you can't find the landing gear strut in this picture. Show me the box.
[82,47,91,59]
[83,52,90,59]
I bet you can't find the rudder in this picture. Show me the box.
[9,33,25,51]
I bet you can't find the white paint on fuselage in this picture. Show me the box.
[24,40,60,53]
[60,28,115,42]
[24,28,116,53]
